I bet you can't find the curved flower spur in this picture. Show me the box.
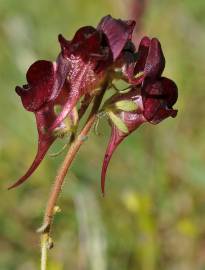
[9,15,178,193]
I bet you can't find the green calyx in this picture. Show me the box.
[115,100,137,112]
[107,110,128,134]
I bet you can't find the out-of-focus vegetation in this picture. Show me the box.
[0,0,205,269]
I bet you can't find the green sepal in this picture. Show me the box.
[107,110,128,134]
[115,100,137,112]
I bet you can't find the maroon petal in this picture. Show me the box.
[58,34,70,58]
[142,77,178,123]
[144,38,165,79]
[16,60,55,112]
[59,27,102,61]
[134,37,165,80]
[149,107,178,124]
[72,26,101,56]
[134,36,151,74]
[143,94,162,122]
[72,26,97,44]
[160,77,178,107]
[16,57,70,112]
[48,91,80,132]
[49,53,70,101]
[122,37,150,84]
[48,59,107,132]
[97,15,135,60]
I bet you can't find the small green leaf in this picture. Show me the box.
[115,100,137,112]
[107,111,129,133]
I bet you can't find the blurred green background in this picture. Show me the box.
[1,0,205,269]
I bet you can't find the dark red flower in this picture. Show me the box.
[100,36,178,194]
[101,78,178,195]
[9,59,69,189]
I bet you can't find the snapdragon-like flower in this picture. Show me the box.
[9,60,69,189]
[101,37,178,194]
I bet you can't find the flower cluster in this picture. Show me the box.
[10,15,178,193]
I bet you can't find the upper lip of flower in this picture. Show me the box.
[134,36,165,79]
[135,37,178,124]
[15,60,56,112]
[97,15,136,61]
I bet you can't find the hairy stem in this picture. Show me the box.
[39,82,108,268]
[44,114,95,227]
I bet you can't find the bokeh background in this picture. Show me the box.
[0,0,205,269]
